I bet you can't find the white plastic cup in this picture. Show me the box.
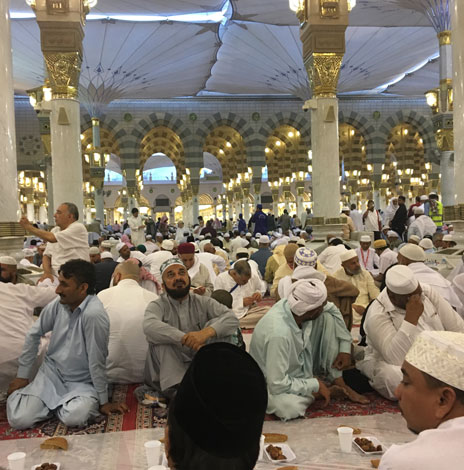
[148,466,166,470]
[337,427,353,453]
[7,452,26,470]
[144,440,161,467]
[258,434,265,460]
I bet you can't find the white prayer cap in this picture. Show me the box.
[289,236,299,242]
[273,238,288,247]
[342,206,350,211]
[161,239,175,251]
[224,233,231,238]
[287,279,327,316]
[246,232,252,237]
[255,233,261,238]
[452,273,464,298]
[294,247,318,267]
[259,235,270,244]
[408,235,420,244]
[146,235,153,240]
[101,240,112,248]
[340,249,358,263]
[419,238,434,250]
[292,265,326,282]
[116,242,126,252]
[236,247,249,255]
[360,235,371,243]
[160,257,185,277]
[443,234,454,242]
[100,252,113,260]
[386,265,419,295]
[0,256,17,266]
[23,248,34,257]
[399,243,426,262]
[89,247,100,255]
[420,195,428,201]
[405,331,464,391]
[297,239,306,247]
[414,207,424,215]
[387,230,399,238]
[156,232,163,237]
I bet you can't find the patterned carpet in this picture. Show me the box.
[0,385,398,441]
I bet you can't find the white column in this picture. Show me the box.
[440,151,456,206]
[452,0,464,205]
[45,157,54,224]
[243,198,250,221]
[192,195,199,223]
[39,205,47,223]
[311,98,341,219]
[0,0,20,222]
[95,189,105,222]
[27,203,35,221]
[50,99,83,218]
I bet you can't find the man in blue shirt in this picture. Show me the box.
[7,259,128,429]
[250,204,268,237]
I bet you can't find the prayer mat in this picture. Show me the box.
[264,392,400,421]
[0,385,167,441]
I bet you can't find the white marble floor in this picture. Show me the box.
[0,413,414,470]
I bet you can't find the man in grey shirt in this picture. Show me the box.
[143,258,239,399]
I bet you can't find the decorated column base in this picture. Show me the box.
[308,217,344,241]
[0,223,26,256]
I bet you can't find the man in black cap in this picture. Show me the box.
[165,343,267,470]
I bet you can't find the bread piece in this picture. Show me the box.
[371,459,381,468]
[40,436,68,450]
[263,432,288,443]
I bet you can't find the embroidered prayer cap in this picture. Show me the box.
[160,257,185,277]
[89,247,100,255]
[294,247,318,267]
[0,256,17,266]
[452,273,464,298]
[399,243,426,262]
[287,279,328,316]
[386,265,419,295]
[340,249,358,263]
[23,248,34,257]
[161,239,174,251]
[419,238,434,250]
[100,252,113,260]
[292,265,326,282]
[116,242,126,252]
[408,235,421,244]
[259,235,270,244]
[172,342,267,458]
[405,331,464,391]
[360,235,372,243]
[414,207,424,215]
[177,242,195,255]
[387,231,399,238]
[373,239,387,249]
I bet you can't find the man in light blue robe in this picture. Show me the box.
[250,279,369,421]
[7,260,128,429]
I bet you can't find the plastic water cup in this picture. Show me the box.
[337,427,353,453]
[144,440,161,467]
[7,452,26,470]
[258,434,265,460]
[148,466,166,470]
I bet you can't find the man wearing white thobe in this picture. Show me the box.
[357,265,464,400]
[98,262,158,383]
[127,208,146,247]
[356,235,379,275]
[408,208,437,240]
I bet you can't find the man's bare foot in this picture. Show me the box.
[328,385,370,404]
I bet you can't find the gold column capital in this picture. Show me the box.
[435,128,454,152]
[306,52,343,98]
[43,51,81,98]
[438,30,451,46]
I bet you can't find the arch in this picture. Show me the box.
[199,193,214,205]
[201,152,223,181]
[258,112,311,149]
[143,153,177,183]
[339,110,376,162]
[378,110,436,162]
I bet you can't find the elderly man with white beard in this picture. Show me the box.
[250,279,368,421]
[357,265,464,400]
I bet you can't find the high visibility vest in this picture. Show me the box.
[430,201,443,227]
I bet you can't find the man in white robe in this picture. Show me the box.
[127,208,146,247]
[177,242,213,296]
[379,331,464,469]
[97,261,158,383]
[408,208,437,240]
[451,273,464,318]
[197,250,227,283]
[356,235,379,276]
[397,243,462,312]
[19,202,89,281]
[357,265,464,400]
[318,238,347,274]
[373,239,398,282]
[350,204,364,232]
[145,239,174,282]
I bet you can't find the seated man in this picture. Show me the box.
[356,235,380,276]
[318,237,347,274]
[263,244,286,285]
[373,239,398,283]
[333,250,380,327]
[250,279,368,421]
[250,235,272,278]
[144,258,239,400]
[357,265,464,400]
[7,260,127,429]
[177,242,213,296]
[94,252,118,294]
[214,260,265,327]
[270,243,299,298]
[379,331,464,470]
[97,261,159,383]
[166,343,267,470]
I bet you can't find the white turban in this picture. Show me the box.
[386,265,419,295]
[291,265,326,282]
[405,331,464,391]
[399,243,426,262]
[287,279,327,316]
